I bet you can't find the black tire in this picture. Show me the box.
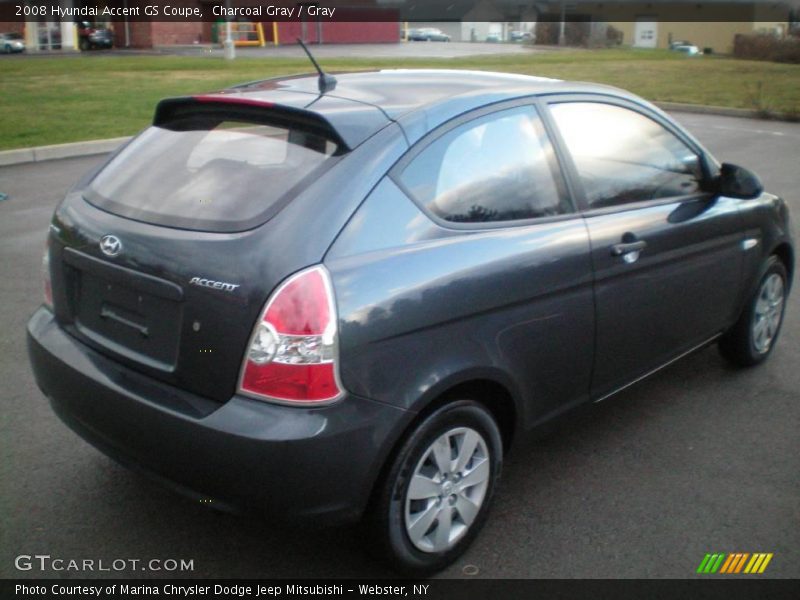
[719,255,788,367]
[369,400,503,575]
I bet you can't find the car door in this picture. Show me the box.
[545,98,744,399]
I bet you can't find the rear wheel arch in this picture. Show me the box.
[366,376,518,514]
[364,379,515,573]
[429,379,517,453]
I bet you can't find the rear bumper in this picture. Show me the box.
[27,307,412,523]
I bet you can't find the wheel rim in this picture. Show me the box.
[752,273,785,354]
[404,426,490,553]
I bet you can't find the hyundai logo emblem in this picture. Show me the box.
[100,234,122,257]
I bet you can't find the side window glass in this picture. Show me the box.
[549,102,703,209]
[398,105,570,224]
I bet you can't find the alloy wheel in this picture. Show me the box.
[404,427,490,553]
[752,273,784,354]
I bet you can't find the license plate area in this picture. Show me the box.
[64,249,183,371]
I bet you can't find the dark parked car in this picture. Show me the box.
[77,21,113,50]
[28,70,793,574]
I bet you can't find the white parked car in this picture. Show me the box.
[670,40,700,55]
[1,32,25,53]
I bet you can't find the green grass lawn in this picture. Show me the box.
[1,48,798,150]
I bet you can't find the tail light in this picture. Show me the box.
[238,266,343,404]
[42,236,53,310]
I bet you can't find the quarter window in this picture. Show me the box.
[549,102,704,209]
[398,106,570,224]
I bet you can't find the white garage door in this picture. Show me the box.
[634,19,658,48]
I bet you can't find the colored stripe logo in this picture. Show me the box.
[697,553,773,574]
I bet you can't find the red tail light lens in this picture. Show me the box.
[238,266,342,404]
[264,271,331,335]
[42,236,53,310]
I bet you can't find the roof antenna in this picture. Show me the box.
[296,38,337,94]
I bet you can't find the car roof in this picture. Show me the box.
[233,70,566,117]
[165,69,643,149]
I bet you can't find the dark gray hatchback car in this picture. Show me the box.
[27,69,793,573]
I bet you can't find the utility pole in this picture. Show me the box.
[558,0,566,46]
[223,0,236,59]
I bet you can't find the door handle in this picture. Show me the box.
[611,240,647,256]
[611,236,647,264]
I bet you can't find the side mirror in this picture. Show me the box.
[717,163,764,199]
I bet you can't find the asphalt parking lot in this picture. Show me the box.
[0,113,798,579]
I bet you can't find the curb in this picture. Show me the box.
[0,103,796,168]
[0,137,131,167]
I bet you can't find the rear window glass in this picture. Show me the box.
[84,118,340,232]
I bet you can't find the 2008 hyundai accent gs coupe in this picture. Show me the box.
[28,69,793,573]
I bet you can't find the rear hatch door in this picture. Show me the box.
[48,97,388,402]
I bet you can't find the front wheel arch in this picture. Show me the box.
[719,254,788,367]
[772,242,794,291]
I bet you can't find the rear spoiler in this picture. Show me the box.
[153,96,350,151]
[153,93,390,151]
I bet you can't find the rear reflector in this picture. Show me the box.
[238,266,342,404]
